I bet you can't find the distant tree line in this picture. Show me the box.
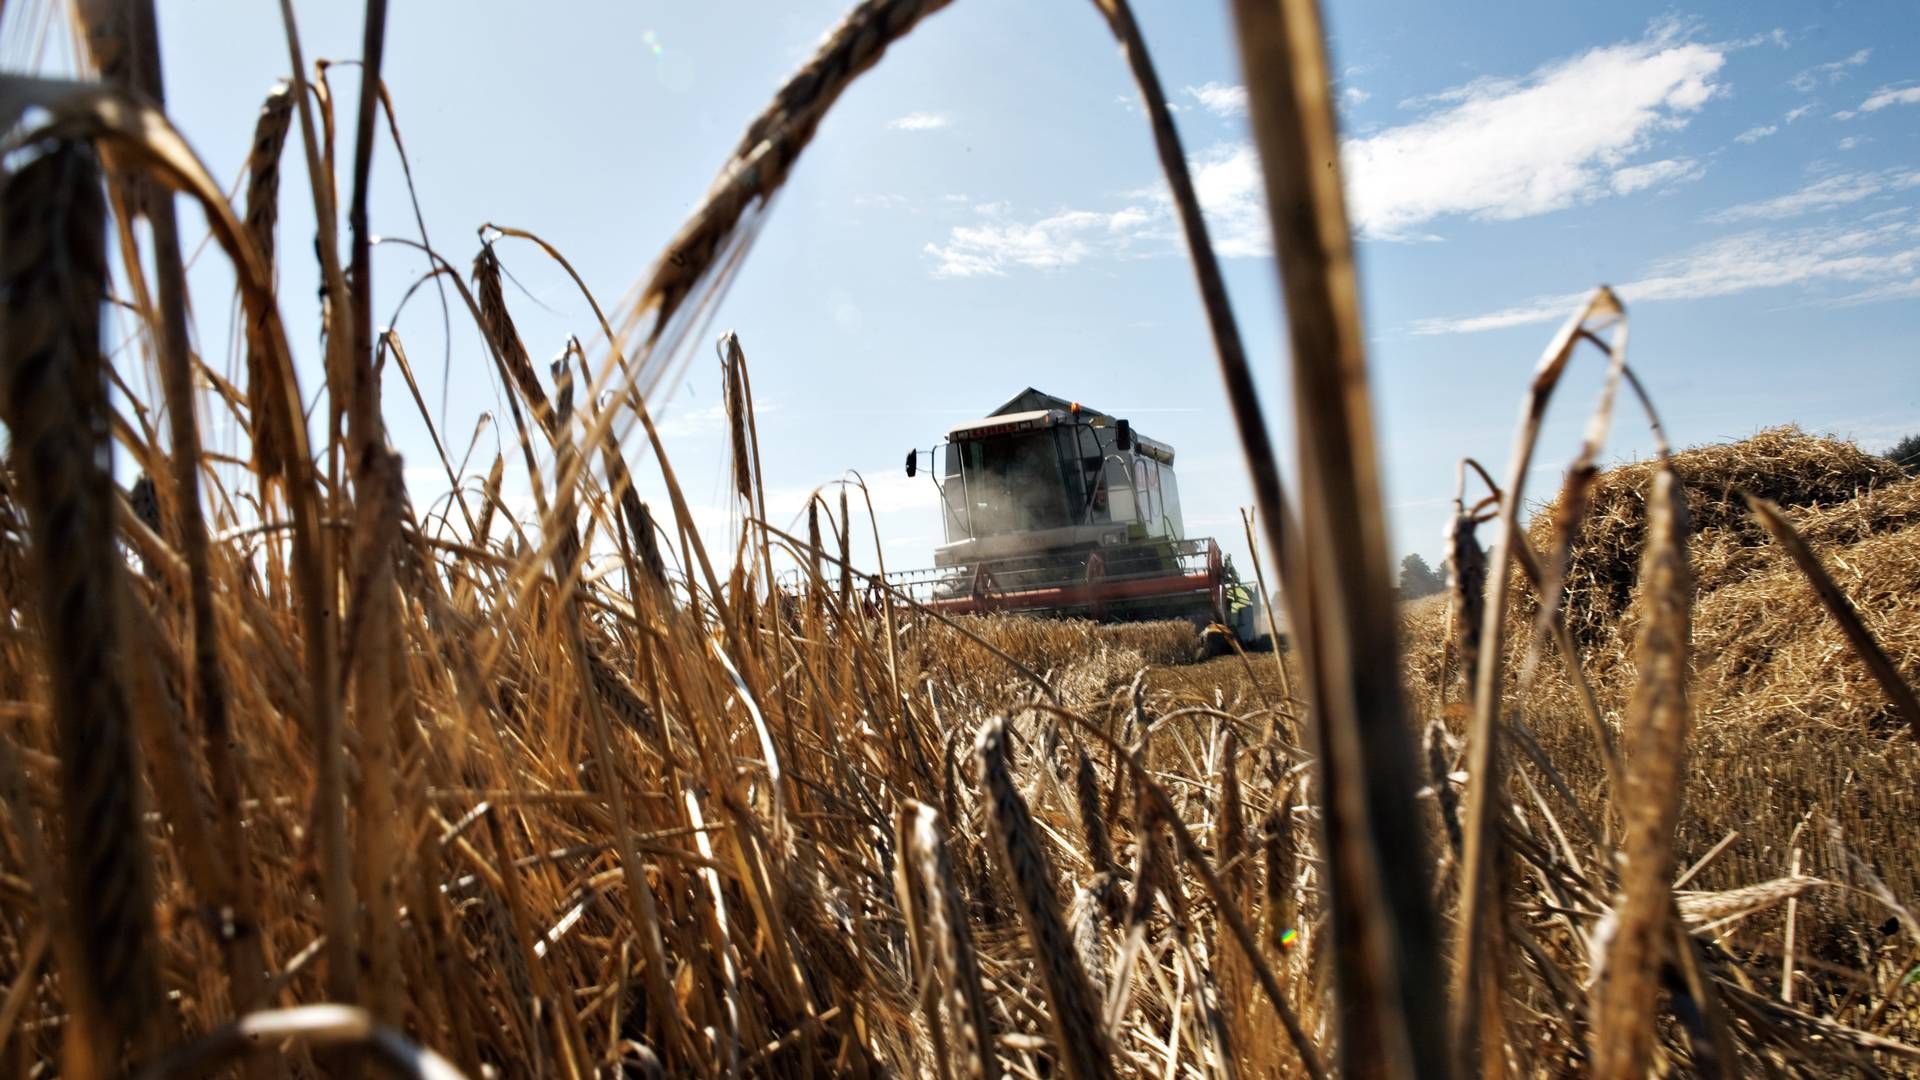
[1398,553,1445,600]
[1890,433,1920,475]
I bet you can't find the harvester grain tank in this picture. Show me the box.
[892,388,1264,636]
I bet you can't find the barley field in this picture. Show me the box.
[1,1,1916,1077]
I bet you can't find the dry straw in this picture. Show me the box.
[1,0,1917,1076]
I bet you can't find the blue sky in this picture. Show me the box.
[11,0,1916,581]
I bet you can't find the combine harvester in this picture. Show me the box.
[891,389,1271,645]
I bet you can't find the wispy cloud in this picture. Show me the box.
[1790,48,1870,92]
[1725,27,1791,51]
[655,400,782,439]
[1705,169,1920,223]
[920,139,1273,274]
[1734,124,1777,144]
[1859,85,1920,113]
[1341,86,1371,107]
[1116,94,1185,115]
[1830,277,1920,306]
[1610,157,1704,195]
[888,111,951,131]
[923,208,1154,277]
[1783,103,1816,124]
[1342,21,1725,237]
[1414,214,1920,334]
[1184,81,1248,117]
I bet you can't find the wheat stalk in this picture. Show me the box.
[1228,0,1446,1071]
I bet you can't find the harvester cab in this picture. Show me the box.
[889,387,1258,634]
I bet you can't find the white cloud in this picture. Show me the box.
[924,209,1150,277]
[1859,85,1920,113]
[1609,157,1703,195]
[1734,124,1777,144]
[1790,48,1870,92]
[1783,104,1815,124]
[1729,27,1791,50]
[1705,169,1920,223]
[922,141,1271,275]
[1342,86,1371,107]
[1831,277,1920,305]
[1837,136,1865,151]
[1184,81,1248,117]
[920,26,1768,276]
[1342,24,1725,237]
[888,111,951,131]
[1414,214,1920,334]
[1185,142,1271,256]
[1106,205,1152,232]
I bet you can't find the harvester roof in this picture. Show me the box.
[945,387,1175,463]
[984,387,1110,420]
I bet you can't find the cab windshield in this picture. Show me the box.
[947,432,1070,537]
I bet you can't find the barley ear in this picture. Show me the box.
[975,718,1114,1080]
[1445,508,1487,708]
[724,338,752,502]
[1593,465,1691,1080]
[472,243,553,439]
[1075,745,1115,879]
[1219,731,1249,902]
[1262,776,1299,952]
[0,139,163,1064]
[242,80,296,478]
[904,800,999,1080]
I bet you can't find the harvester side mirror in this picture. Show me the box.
[905,448,918,478]
[1115,420,1133,452]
